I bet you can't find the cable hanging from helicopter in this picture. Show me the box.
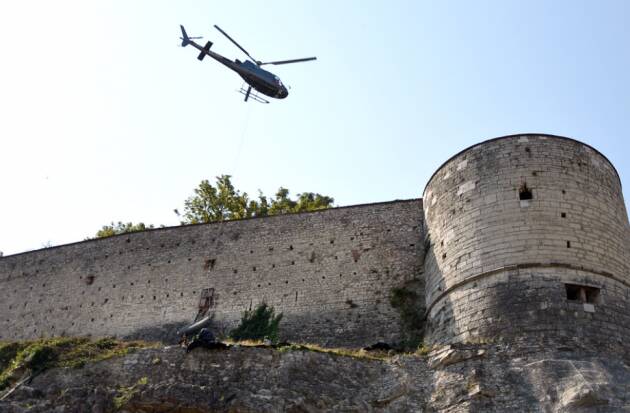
[179,25,316,103]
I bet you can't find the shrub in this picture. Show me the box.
[229,303,283,343]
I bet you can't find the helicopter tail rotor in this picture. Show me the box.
[179,25,202,47]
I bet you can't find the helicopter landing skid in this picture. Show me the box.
[237,85,269,104]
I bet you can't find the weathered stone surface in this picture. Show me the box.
[1,133,630,411]
[428,344,485,368]
[3,344,630,412]
[423,135,630,350]
[0,200,424,347]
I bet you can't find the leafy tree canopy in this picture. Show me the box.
[95,222,154,238]
[178,175,334,224]
[93,176,334,237]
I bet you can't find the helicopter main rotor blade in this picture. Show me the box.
[213,25,258,63]
[259,57,317,66]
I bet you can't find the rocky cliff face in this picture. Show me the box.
[2,341,630,412]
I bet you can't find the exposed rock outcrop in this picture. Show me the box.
[2,342,630,412]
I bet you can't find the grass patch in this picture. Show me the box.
[113,376,149,410]
[224,339,395,361]
[0,337,155,392]
[277,343,392,361]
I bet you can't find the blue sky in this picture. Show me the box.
[1,1,629,255]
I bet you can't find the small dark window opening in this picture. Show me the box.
[567,241,571,248]
[561,212,566,218]
[565,284,600,304]
[519,183,533,200]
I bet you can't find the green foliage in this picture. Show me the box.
[0,337,153,391]
[229,303,283,343]
[416,343,433,356]
[0,342,25,373]
[16,342,57,372]
[95,222,154,238]
[113,376,149,410]
[276,343,391,360]
[95,337,118,350]
[267,188,334,215]
[178,175,334,224]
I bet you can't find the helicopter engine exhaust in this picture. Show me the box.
[197,41,213,61]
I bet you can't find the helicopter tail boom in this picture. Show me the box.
[197,41,213,61]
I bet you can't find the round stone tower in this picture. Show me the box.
[423,134,630,351]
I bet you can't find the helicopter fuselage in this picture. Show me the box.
[188,41,288,99]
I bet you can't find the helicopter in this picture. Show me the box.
[180,25,316,103]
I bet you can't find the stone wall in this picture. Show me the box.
[0,199,424,347]
[423,134,630,349]
[3,133,629,352]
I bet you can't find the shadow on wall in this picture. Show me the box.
[123,321,190,344]
[389,277,426,350]
[423,238,459,345]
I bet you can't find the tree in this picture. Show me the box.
[95,222,154,238]
[178,175,334,224]
[179,175,252,224]
[268,188,334,215]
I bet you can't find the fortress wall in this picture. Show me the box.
[423,135,630,347]
[0,199,424,347]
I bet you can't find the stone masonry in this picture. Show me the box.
[1,133,629,354]
[0,199,423,347]
[423,135,630,354]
